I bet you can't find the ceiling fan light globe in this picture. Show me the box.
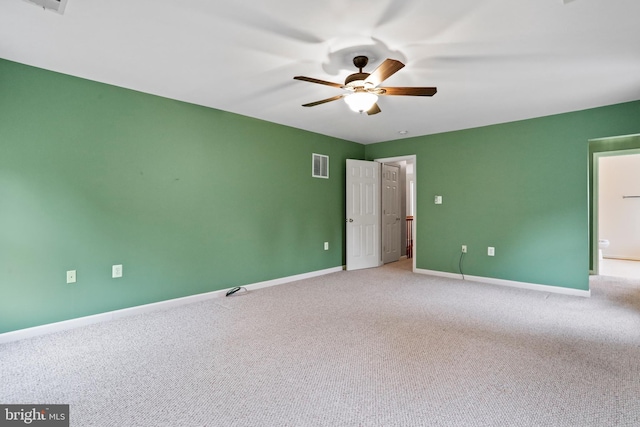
[344,92,378,113]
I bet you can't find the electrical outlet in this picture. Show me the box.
[462,245,467,253]
[324,242,329,250]
[112,264,123,278]
[488,247,495,256]
[66,270,76,284]
[434,195,443,204]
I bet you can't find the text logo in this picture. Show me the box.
[0,405,69,427]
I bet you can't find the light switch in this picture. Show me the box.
[112,264,123,278]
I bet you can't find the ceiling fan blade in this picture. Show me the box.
[380,87,437,96]
[367,103,381,115]
[294,76,344,88]
[302,94,345,107]
[364,59,405,87]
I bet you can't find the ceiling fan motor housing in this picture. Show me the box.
[345,55,371,87]
[345,72,370,86]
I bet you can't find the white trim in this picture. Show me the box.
[416,268,463,280]
[415,268,591,297]
[0,266,343,344]
[590,143,640,276]
[242,266,342,291]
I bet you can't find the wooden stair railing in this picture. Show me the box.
[406,216,414,259]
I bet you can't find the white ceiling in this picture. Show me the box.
[2,0,640,144]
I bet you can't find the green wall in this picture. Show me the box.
[2,56,640,335]
[366,100,640,290]
[0,59,364,334]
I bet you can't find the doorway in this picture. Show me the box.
[345,155,417,272]
[377,155,417,272]
[593,148,640,279]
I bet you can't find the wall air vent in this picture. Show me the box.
[23,0,68,14]
[312,153,329,179]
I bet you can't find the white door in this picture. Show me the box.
[346,159,381,271]
[382,164,401,264]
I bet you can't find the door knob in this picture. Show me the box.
[347,218,353,222]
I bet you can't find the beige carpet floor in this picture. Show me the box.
[1,259,639,426]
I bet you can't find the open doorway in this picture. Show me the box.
[345,155,417,272]
[593,148,640,279]
[376,155,416,272]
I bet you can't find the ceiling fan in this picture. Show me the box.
[294,56,437,115]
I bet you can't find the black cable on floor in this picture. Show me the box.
[459,251,465,280]
[226,286,247,297]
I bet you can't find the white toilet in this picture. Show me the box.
[598,239,610,260]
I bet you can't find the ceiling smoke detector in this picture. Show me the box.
[23,0,68,14]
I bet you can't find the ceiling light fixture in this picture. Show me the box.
[295,56,436,116]
[344,92,378,113]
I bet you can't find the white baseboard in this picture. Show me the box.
[0,266,344,344]
[415,268,591,298]
[243,266,343,291]
[415,269,463,280]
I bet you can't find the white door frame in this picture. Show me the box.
[375,154,417,272]
[592,147,640,275]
